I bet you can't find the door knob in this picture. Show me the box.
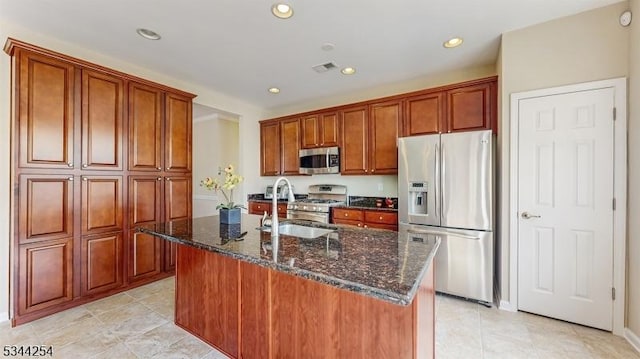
[521,212,541,219]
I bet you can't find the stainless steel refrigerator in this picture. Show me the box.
[398,130,494,304]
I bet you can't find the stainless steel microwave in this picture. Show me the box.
[299,147,340,174]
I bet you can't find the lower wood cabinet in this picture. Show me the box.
[332,208,398,231]
[128,231,162,281]
[176,244,435,359]
[81,232,123,295]
[248,201,287,218]
[17,238,74,315]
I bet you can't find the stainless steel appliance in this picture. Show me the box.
[265,184,293,200]
[299,147,340,175]
[398,130,494,304]
[287,184,347,223]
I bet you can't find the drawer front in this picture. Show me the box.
[332,218,364,228]
[364,211,398,225]
[364,223,398,231]
[333,208,364,221]
[249,201,271,215]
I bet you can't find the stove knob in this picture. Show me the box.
[302,205,307,210]
[311,206,316,211]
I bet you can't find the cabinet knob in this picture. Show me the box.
[67,162,73,167]
[82,177,88,181]
[364,225,368,228]
[379,216,383,220]
[82,164,88,168]
[67,177,74,181]
[357,223,362,227]
[372,169,375,173]
[157,167,162,170]
[157,177,162,181]
[344,213,348,217]
[166,177,171,181]
[166,167,171,170]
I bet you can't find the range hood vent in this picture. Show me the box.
[312,62,338,73]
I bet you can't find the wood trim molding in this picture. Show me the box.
[4,37,197,99]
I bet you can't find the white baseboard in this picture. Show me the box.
[625,328,640,353]
[499,300,517,312]
[0,312,8,323]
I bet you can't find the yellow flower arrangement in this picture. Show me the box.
[200,164,245,210]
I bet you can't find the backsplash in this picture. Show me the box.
[348,196,398,210]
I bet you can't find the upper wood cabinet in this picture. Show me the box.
[301,112,339,149]
[260,118,303,176]
[340,102,401,175]
[446,81,494,133]
[260,121,280,176]
[128,82,163,171]
[82,70,124,171]
[16,49,76,169]
[81,175,123,235]
[369,100,401,174]
[165,93,192,172]
[404,78,496,136]
[339,106,369,175]
[280,118,301,175]
[404,92,444,136]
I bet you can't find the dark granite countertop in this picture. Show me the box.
[137,214,438,306]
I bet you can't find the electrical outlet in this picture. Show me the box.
[377,183,383,191]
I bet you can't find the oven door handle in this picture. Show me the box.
[326,148,330,168]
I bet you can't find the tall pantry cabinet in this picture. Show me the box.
[5,39,195,325]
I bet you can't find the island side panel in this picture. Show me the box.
[414,263,435,359]
[240,261,271,359]
[271,270,416,359]
[175,245,239,358]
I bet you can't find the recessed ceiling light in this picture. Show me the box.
[136,28,161,40]
[321,43,335,51]
[443,37,463,48]
[341,67,356,75]
[268,87,281,94]
[271,3,293,19]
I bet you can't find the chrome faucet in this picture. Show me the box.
[270,176,295,238]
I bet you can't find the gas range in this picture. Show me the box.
[287,184,347,223]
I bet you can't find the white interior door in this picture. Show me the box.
[517,87,614,331]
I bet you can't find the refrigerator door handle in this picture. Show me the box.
[440,142,446,223]
[407,228,481,240]
[435,143,440,221]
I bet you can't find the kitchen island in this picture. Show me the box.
[138,214,439,359]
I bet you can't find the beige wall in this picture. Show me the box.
[0,20,269,320]
[193,117,240,218]
[499,0,630,310]
[627,0,640,338]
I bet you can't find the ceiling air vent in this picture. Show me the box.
[312,62,338,73]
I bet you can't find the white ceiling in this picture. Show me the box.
[0,0,624,111]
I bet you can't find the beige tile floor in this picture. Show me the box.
[0,276,639,358]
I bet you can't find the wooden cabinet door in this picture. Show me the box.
[165,92,192,172]
[18,238,73,314]
[128,175,162,226]
[319,112,339,147]
[128,231,162,281]
[369,100,401,174]
[280,118,301,175]
[446,82,493,132]
[164,175,191,271]
[404,92,444,136]
[81,175,123,235]
[81,232,123,295]
[260,121,280,176]
[17,49,75,169]
[241,262,270,359]
[81,70,124,170]
[300,114,319,149]
[128,82,163,171]
[19,175,74,244]
[128,175,163,280]
[339,106,368,175]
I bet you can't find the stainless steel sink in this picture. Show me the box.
[261,223,335,239]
